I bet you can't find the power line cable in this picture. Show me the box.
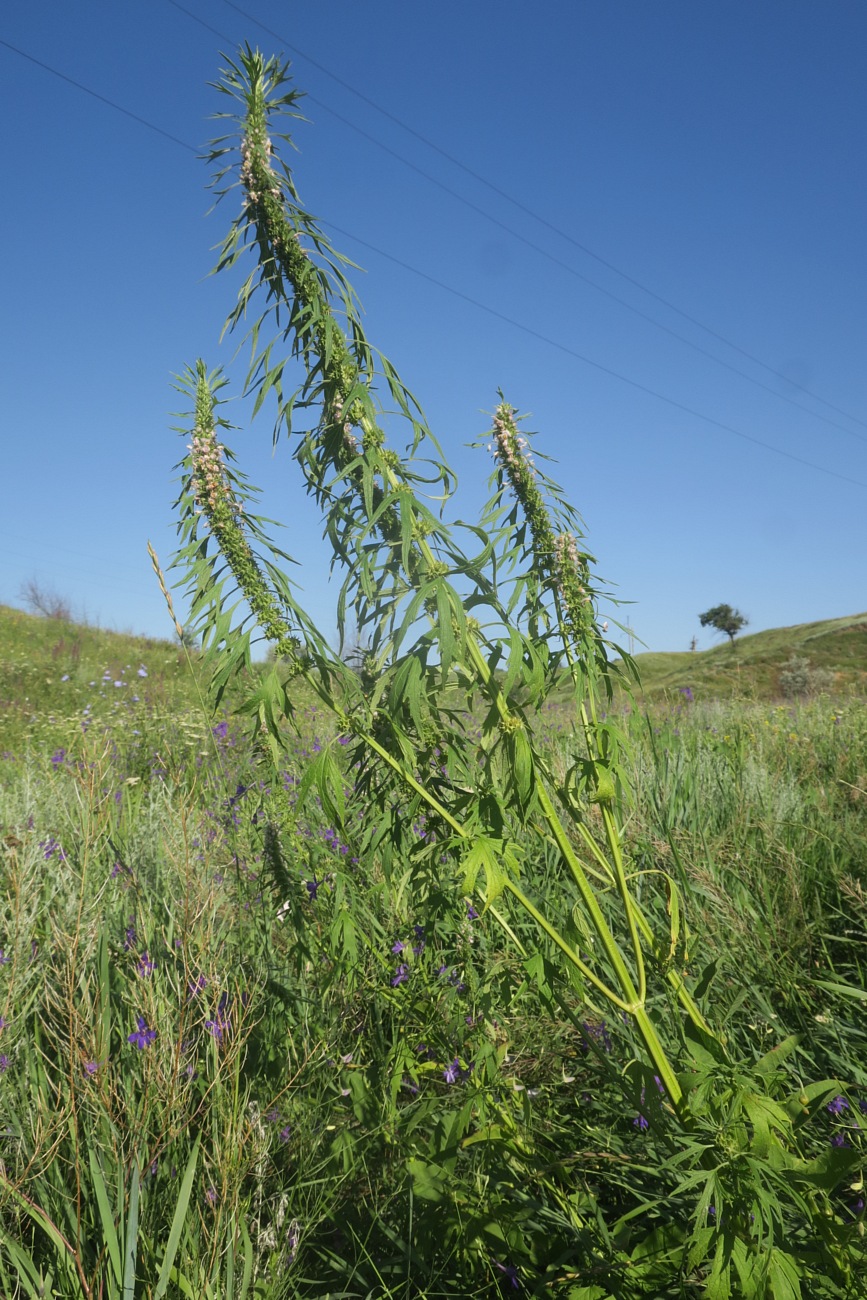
[4,548,164,599]
[0,37,198,154]
[0,528,169,571]
[324,221,867,491]
[2,33,864,492]
[303,86,867,446]
[213,0,867,434]
[167,0,867,446]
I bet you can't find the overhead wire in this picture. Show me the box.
[166,2,867,446]
[325,221,867,490]
[304,84,866,447]
[1,28,865,494]
[0,36,198,154]
[214,0,867,434]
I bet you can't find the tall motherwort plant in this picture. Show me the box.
[167,47,863,1296]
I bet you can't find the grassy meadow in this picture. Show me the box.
[2,44,866,1300]
[1,602,866,1297]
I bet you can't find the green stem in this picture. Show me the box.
[601,803,647,1005]
[215,70,690,1110]
[503,879,630,1012]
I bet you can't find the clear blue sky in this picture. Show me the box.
[2,1,865,654]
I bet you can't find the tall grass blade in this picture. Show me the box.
[88,1148,123,1287]
[153,1136,201,1300]
[123,1160,140,1300]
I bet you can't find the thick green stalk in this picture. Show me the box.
[204,51,691,1116]
[503,879,682,1109]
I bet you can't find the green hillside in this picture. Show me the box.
[3,603,866,754]
[0,603,211,754]
[626,611,867,702]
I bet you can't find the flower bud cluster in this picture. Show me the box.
[491,403,556,576]
[240,131,281,210]
[190,427,242,522]
[189,394,299,661]
[554,531,593,635]
[491,403,597,643]
[491,408,537,482]
[342,422,360,455]
[233,91,421,588]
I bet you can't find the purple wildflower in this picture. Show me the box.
[467,902,480,920]
[0,1055,8,1073]
[391,939,406,954]
[188,974,208,999]
[205,1014,226,1042]
[212,721,229,740]
[128,1017,156,1049]
[0,949,9,966]
[136,952,155,978]
[205,993,230,1042]
[633,1114,649,1131]
[580,1020,613,1054]
[137,666,148,677]
[831,1133,850,1148]
[444,1058,473,1086]
[50,749,66,769]
[84,1061,99,1076]
[278,1125,292,1144]
[443,1059,462,1085]
[828,1095,850,1115]
[391,963,410,987]
[494,1260,520,1289]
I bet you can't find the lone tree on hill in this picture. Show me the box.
[699,603,748,646]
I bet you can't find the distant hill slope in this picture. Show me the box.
[624,612,867,701]
[3,604,866,731]
[0,602,205,749]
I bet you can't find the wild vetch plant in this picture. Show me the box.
[160,47,867,1296]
